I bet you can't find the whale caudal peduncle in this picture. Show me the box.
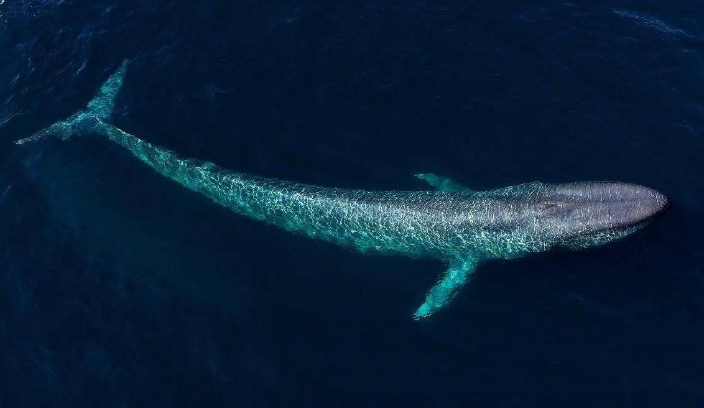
[17,62,669,319]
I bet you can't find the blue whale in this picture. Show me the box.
[18,62,669,319]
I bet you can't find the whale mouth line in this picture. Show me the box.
[537,182,670,240]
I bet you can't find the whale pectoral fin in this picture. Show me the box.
[413,257,479,320]
[414,173,474,192]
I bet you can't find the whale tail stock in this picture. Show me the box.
[15,60,129,145]
[15,59,482,320]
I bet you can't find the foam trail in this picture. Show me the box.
[613,9,697,39]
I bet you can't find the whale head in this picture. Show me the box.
[531,182,669,250]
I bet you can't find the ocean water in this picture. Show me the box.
[1,0,703,406]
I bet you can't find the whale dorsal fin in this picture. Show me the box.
[415,173,475,193]
[413,256,479,319]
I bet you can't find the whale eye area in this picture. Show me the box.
[539,201,564,210]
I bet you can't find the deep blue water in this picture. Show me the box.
[1,0,703,406]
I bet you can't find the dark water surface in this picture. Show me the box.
[1,0,703,406]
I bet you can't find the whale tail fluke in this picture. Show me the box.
[85,60,129,121]
[15,60,129,145]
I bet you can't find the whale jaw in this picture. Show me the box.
[538,182,669,250]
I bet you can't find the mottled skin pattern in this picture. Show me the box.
[18,62,669,319]
[73,133,549,261]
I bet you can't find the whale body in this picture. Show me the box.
[17,62,669,319]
